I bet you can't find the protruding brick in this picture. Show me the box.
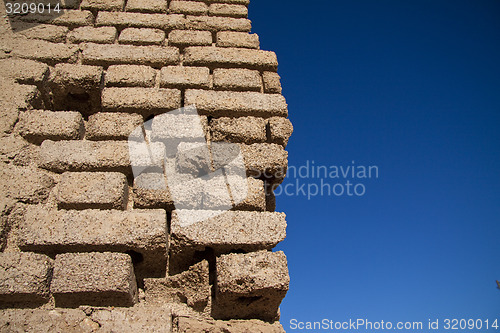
[56,172,128,210]
[105,65,156,87]
[263,71,282,93]
[126,0,168,13]
[0,164,55,204]
[209,3,247,18]
[0,252,53,305]
[211,116,266,144]
[169,1,208,15]
[214,251,289,321]
[81,0,125,11]
[184,46,277,70]
[68,26,117,44]
[102,88,181,115]
[185,15,251,32]
[239,143,288,182]
[17,24,68,43]
[82,43,179,67]
[10,38,78,65]
[269,117,293,147]
[0,59,49,85]
[87,112,144,140]
[216,31,259,49]
[168,30,212,47]
[96,12,186,30]
[213,68,261,91]
[51,252,138,307]
[133,172,173,209]
[16,110,83,144]
[160,66,210,89]
[119,28,165,46]
[185,90,288,118]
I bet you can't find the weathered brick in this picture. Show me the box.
[17,110,84,144]
[81,0,125,11]
[207,0,249,4]
[263,71,282,93]
[211,116,266,144]
[176,317,285,333]
[119,27,165,46]
[160,66,210,89]
[17,24,68,43]
[185,90,287,117]
[0,58,49,85]
[19,207,168,277]
[126,0,168,13]
[0,252,53,305]
[10,38,79,65]
[213,68,261,91]
[239,143,288,182]
[216,31,259,49]
[87,112,144,140]
[96,11,186,30]
[16,10,94,28]
[102,87,181,116]
[151,113,208,141]
[51,252,138,307]
[56,172,128,210]
[132,172,174,209]
[105,65,156,87]
[214,251,289,321]
[185,15,251,32]
[0,79,42,111]
[184,46,277,70]
[168,30,212,47]
[170,1,208,15]
[209,3,247,18]
[0,164,55,204]
[269,117,293,147]
[67,26,117,44]
[82,43,179,67]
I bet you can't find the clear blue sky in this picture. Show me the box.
[250,1,500,331]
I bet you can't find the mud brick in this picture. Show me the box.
[87,112,144,140]
[81,0,125,11]
[176,317,285,333]
[56,172,128,210]
[0,79,42,111]
[16,24,68,43]
[132,172,174,209]
[105,65,156,87]
[263,71,282,94]
[239,143,288,182]
[209,4,247,18]
[216,31,259,49]
[119,28,165,46]
[207,0,249,4]
[170,1,208,15]
[10,39,79,65]
[211,116,266,144]
[168,30,212,47]
[51,252,138,307]
[151,113,208,141]
[0,58,49,85]
[268,117,293,147]
[68,26,117,44]
[17,110,84,144]
[184,47,277,70]
[96,12,186,30]
[184,15,251,32]
[213,68,261,91]
[102,88,181,115]
[160,66,210,89]
[126,0,168,13]
[0,164,55,204]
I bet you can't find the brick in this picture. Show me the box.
[0,252,53,305]
[0,79,42,111]
[168,30,212,47]
[82,43,179,67]
[19,207,168,277]
[207,0,249,4]
[132,172,174,209]
[176,317,285,333]
[151,112,208,141]
[169,1,208,15]
[213,68,261,91]
[51,252,138,307]
[126,0,168,13]
[105,65,156,87]
[213,251,289,321]
[239,143,288,182]
[185,90,288,118]
[81,0,125,11]
[102,88,181,116]
[119,28,165,46]
[160,66,210,89]
[235,177,266,211]
[263,71,282,93]
[216,31,259,49]
[0,164,55,204]
[209,3,247,18]
[56,172,128,210]
[0,58,49,85]
[269,117,293,147]
[211,116,266,144]
[96,11,186,30]
[10,38,79,65]
[17,10,94,28]
[17,24,68,43]
[67,26,117,44]
[175,142,211,176]
[87,112,144,140]
[39,140,164,173]
[17,110,84,144]
[184,46,277,70]
[185,15,251,32]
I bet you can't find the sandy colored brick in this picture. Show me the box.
[160,66,210,89]
[168,30,212,47]
[184,46,277,70]
[269,117,293,147]
[207,0,249,3]
[102,88,181,115]
[0,79,42,111]
[87,112,144,140]
[9,38,78,65]
[211,116,266,144]
[51,252,137,307]
[0,164,55,204]
[214,251,289,321]
[209,3,247,18]
[81,0,125,11]
[17,110,83,144]
[0,59,49,85]
[56,172,128,210]
[119,28,165,46]
[96,11,186,30]
[263,71,282,93]
[82,43,179,67]
[216,31,259,49]
[213,68,261,91]
[132,172,174,209]
[68,26,117,44]
[0,252,53,305]
[177,317,285,333]
[239,143,288,182]
[16,10,94,28]
[17,24,68,43]
[105,65,156,87]
[185,90,288,118]
[126,0,167,13]
[170,1,208,15]
[185,15,251,32]
[151,113,208,141]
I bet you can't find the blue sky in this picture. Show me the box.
[250,1,500,331]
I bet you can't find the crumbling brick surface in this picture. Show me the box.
[0,0,292,329]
